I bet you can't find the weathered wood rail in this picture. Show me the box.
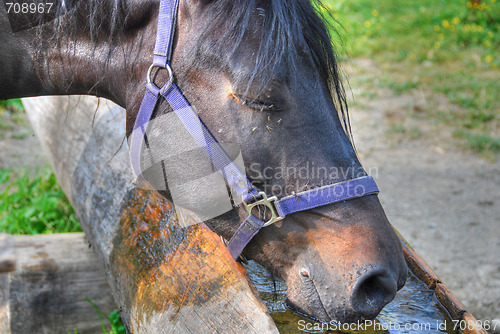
[18,96,278,333]
[0,235,14,274]
[0,233,116,334]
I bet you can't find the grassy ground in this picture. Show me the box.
[0,168,81,234]
[323,0,500,157]
[0,101,80,234]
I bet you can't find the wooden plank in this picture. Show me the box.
[22,96,278,333]
[6,233,115,334]
[0,235,15,274]
[0,234,14,333]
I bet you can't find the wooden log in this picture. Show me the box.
[0,235,15,274]
[1,233,116,334]
[22,96,278,333]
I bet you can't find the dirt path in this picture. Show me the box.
[0,111,45,172]
[348,59,499,326]
[1,61,498,327]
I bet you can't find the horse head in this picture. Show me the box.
[125,0,408,322]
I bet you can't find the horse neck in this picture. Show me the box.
[0,6,154,107]
[0,9,43,100]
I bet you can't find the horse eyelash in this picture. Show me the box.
[230,93,280,112]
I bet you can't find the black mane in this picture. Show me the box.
[195,0,350,135]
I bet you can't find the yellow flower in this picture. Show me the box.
[452,17,461,25]
[364,20,372,28]
[467,1,473,8]
[438,33,445,40]
[488,32,494,38]
[434,25,441,32]
[477,25,484,31]
[491,0,497,3]
[484,40,491,47]
[434,42,441,49]
[371,9,379,17]
[485,55,493,63]
[442,20,450,29]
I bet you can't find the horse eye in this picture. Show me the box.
[230,93,281,112]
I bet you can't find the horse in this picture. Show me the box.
[0,0,407,323]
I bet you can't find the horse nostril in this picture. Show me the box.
[350,269,397,318]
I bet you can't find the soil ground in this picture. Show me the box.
[347,59,499,329]
[0,59,498,329]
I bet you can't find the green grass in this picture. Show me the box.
[455,129,500,153]
[0,99,24,113]
[323,0,500,155]
[0,168,82,234]
[72,298,126,334]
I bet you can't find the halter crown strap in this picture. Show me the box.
[130,0,380,261]
[153,0,179,67]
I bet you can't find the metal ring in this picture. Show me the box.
[146,64,174,91]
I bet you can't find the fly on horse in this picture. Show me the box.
[0,0,407,323]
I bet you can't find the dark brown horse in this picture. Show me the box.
[0,0,407,322]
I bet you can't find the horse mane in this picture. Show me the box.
[195,0,351,137]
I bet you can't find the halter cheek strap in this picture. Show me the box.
[129,0,379,261]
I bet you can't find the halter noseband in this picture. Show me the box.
[129,0,379,260]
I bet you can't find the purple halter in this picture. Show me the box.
[129,0,379,260]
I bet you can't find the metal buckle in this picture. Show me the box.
[243,191,284,227]
[147,64,174,92]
